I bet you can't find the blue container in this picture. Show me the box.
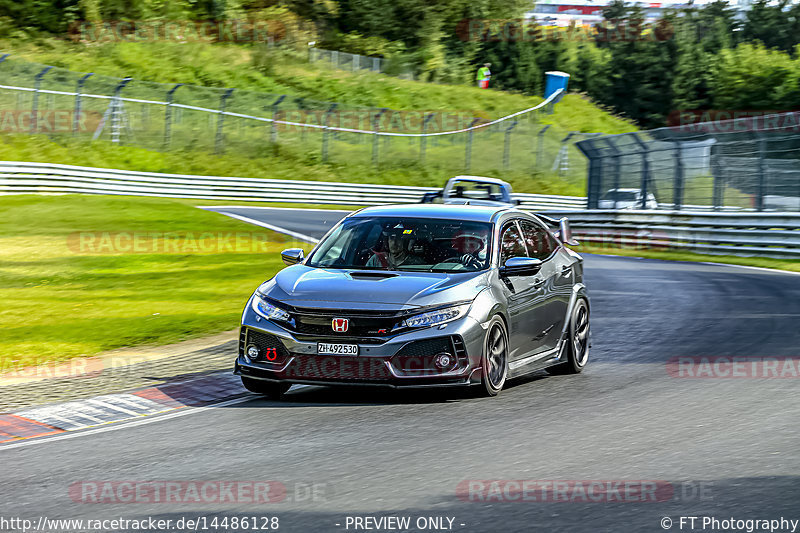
[544,71,570,100]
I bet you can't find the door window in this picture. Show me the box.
[519,220,558,260]
[499,222,528,264]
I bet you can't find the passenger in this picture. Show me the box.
[367,226,425,269]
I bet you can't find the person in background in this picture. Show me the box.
[477,63,491,89]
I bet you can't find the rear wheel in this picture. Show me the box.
[548,298,590,375]
[241,377,291,400]
[479,316,509,396]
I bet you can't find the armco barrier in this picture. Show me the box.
[2,161,796,258]
[542,210,800,259]
[0,161,586,209]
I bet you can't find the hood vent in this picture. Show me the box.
[348,271,400,280]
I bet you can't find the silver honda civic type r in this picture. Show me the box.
[235,204,590,398]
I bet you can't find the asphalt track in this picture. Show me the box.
[3,207,800,533]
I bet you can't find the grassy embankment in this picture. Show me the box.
[0,40,636,194]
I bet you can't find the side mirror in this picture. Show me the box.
[281,248,305,266]
[559,217,579,246]
[500,257,542,277]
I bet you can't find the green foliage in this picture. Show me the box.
[6,0,800,127]
[711,43,800,110]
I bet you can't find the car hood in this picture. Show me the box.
[258,265,489,311]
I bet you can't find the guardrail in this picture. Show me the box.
[0,161,585,209]
[543,210,800,259]
[3,161,796,258]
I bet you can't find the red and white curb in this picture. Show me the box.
[0,373,247,444]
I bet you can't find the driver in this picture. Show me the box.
[366,225,425,269]
[451,232,486,269]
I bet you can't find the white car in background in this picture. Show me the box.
[598,188,658,210]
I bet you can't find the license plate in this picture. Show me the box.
[317,343,359,355]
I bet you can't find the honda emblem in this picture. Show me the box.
[332,318,349,333]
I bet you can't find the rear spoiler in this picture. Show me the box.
[537,214,579,246]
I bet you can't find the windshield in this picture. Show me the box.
[448,180,505,201]
[307,217,493,272]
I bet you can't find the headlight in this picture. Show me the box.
[402,304,470,329]
[252,293,291,322]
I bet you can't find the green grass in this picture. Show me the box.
[578,244,800,273]
[0,194,315,370]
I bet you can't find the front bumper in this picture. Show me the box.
[235,312,486,388]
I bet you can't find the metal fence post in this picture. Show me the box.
[536,125,550,169]
[372,58,380,72]
[672,141,685,211]
[110,77,132,144]
[606,138,621,209]
[419,113,435,165]
[553,133,574,176]
[576,138,602,209]
[73,72,93,136]
[756,133,767,211]
[631,134,651,209]
[270,95,286,145]
[297,98,308,143]
[322,103,337,163]
[31,66,53,134]
[372,108,388,166]
[464,118,481,171]
[353,54,359,72]
[503,121,518,170]
[215,88,234,154]
[163,83,183,149]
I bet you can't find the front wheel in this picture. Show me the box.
[479,316,509,396]
[548,298,590,375]
[241,377,291,400]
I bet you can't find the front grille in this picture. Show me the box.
[290,311,404,337]
[390,336,467,376]
[395,337,453,359]
[282,355,392,382]
[243,328,290,363]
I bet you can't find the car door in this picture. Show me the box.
[519,219,570,353]
[497,219,547,360]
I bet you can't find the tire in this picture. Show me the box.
[479,315,509,396]
[548,298,590,375]
[241,377,291,399]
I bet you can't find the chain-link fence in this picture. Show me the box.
[578,113,800,212]
[0,54,593,181]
